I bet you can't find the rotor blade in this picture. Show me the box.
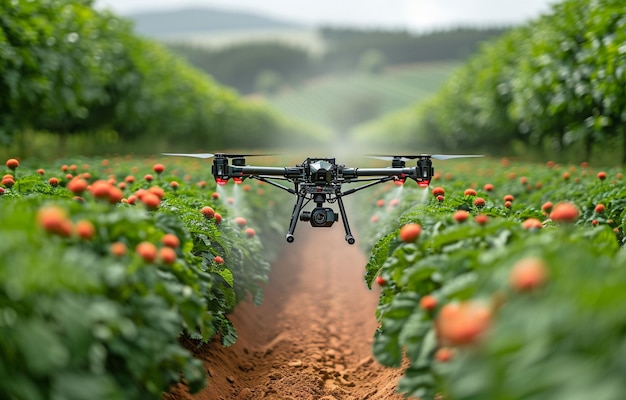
[431,154,484,160]
[164,152,278,158]
[369,154,484,162]
[227,153,279,158]
[162,153,215,159]
[367,155,421,161]
[367,156,396,161]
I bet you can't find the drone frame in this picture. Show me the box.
[163,153,480,244]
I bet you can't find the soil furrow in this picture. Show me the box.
[165,226,408,400]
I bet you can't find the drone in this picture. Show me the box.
[163,153,482,245]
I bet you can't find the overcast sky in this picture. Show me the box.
[94,0,561,31]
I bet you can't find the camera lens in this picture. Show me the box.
[312,209,327,224]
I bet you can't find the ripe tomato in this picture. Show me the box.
[436,301,491,346]
[550,202,579,223]
[419,295,438,311]
[509,257,548,292]
[399,223,422,242]
[453,210,469,223]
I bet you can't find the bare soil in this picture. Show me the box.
[165,226,410,400]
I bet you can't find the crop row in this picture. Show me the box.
[355,158,626,399]
[0,157,289,400]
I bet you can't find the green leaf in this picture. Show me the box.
[52,373,124,400]
[220,320,238,347]
[365,232,394,288]
[372,331,403,367]
[397,364,437,399]
[16,320,70,375]
[216,268,234,287]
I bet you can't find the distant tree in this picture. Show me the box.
[358,49,387,74]
[255,70,283,95]
[320,26,509,72]
[168,42,311,94]
[329,94,381,135]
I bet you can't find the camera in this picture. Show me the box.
[300,207,338,227]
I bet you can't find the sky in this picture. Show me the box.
[94,0,562,31]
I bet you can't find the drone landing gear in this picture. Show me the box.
[286,195,305,243]
[285,194,355,245]
[337,196,355,245]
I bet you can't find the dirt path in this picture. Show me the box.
[165,226,409,400]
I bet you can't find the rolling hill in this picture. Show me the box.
[263,62,459,137]
[127,7,303,37]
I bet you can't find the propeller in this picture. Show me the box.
[369,154,483,161]
[431,154,484,160]
[162,152,276,159]
[162,153,216,159]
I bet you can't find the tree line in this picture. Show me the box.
[352,0,626,164]
[167,27,509,95]
[0,0,321,156]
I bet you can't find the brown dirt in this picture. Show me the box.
[164,226,412,400]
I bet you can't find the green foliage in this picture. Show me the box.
[509,0,626,161]
[0,0,129,139]
[357,0,626,163]
[320,27,508,72]
[355,157,626,399]
[0,198,209,399]
[165,27,506,95]
[444,229,626,400]
[169,41,312,95]
[0,156,290,399]
[0,0,321,156]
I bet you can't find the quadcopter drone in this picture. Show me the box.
[163,153,481,245]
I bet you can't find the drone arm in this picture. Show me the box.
[253,176,297,195]
[354,167,417,178]
[342,176,396,196]
[231,166,294,177]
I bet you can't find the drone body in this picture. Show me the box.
[163,153,481,244]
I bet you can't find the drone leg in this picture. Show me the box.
[285,194,305,243]
[336,196,355,245]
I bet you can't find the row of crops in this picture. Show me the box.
[4,153,626,400]
[0,156,290,399]
[354,158,626,399]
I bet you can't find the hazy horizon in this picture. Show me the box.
[94,0,562,31]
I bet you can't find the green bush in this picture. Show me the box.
[354,0,626,163]
[0,156,290,399]
[354,157,626,399]
[0,0,321,156]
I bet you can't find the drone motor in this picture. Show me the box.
[416,157,434,187]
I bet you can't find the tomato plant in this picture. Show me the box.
[0,156,290,399]
[356,158,626,399]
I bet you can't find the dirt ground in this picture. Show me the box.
[164,226,411,400]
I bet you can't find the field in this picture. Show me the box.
[2,154,626,399]
[263,62,459,135]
